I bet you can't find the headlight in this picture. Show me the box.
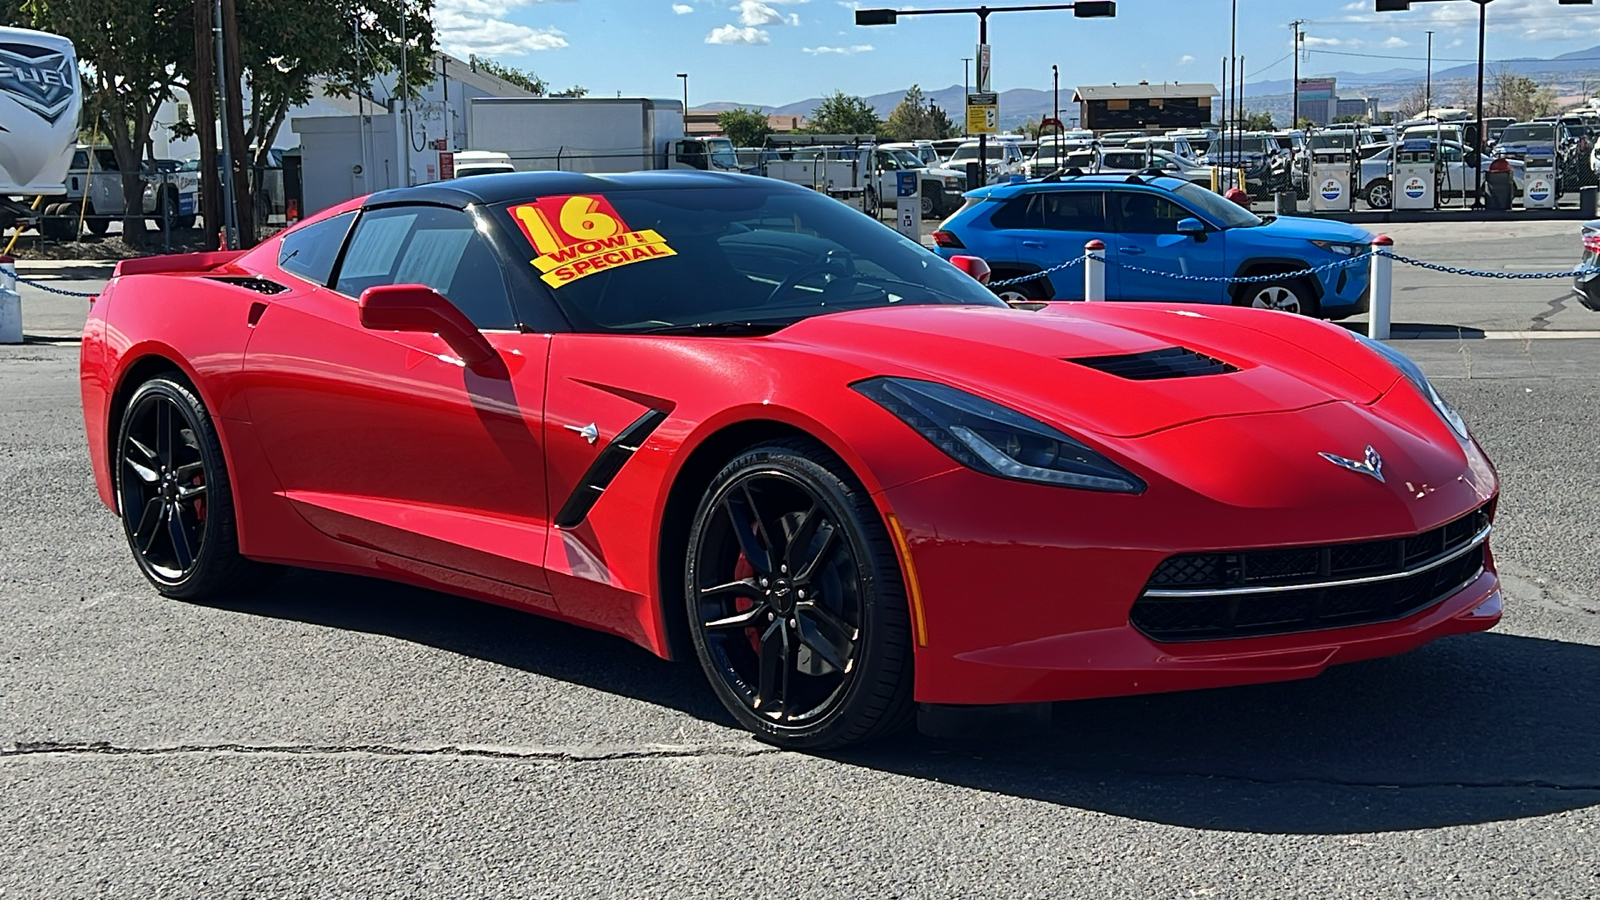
[1310,240,1367,257]
[942,175,964,188]
[852,377,1146,493]
[1353,334,1470,441]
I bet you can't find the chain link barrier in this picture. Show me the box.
[986,249,1600,291]
[1376,249,1600,281]
[13,275,98,298]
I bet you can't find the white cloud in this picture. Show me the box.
[1381,36,1410,48]
[673,3,694,12]
[734,1,801,26]
[434,0,574,57]
[706,24,771,44]
[1178,54,1194,66]
[802,44,874,55]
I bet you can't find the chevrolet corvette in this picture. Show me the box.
[80,172,1502,748]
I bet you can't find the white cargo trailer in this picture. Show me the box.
[465,97,738,174]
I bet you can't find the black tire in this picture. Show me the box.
[114,376,280,599]
[684,437,914,749]
[175,214,196,230]
[863,186,879,218]
[1234,277,1321,318]
[1365,179,1393,210]
[151,189,178,233]
[85,207,110,236]
[921,191,937,219]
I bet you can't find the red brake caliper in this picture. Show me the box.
[732,553,760,655]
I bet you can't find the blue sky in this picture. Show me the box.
[433,0,1600,106]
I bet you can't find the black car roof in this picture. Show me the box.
[364,170,770,209]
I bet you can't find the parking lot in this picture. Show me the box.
[3,219,1598,897]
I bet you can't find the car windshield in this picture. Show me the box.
[498,185,1004,334]
[887,149,923,168]
[1498,125,1555,144]
[946,145,985,163]
[1172,182,1262,229]
[1310,134,1358,149]
[1213,137,1270,154]
[1102,151,1154,170]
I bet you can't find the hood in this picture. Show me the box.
[777,303,1399,439]
[1253,214,1374,244]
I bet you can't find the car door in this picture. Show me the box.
[1438,143,1466,196]
[240,203,557,606]
[997,189,1120,300]
[1107,187,1228,303]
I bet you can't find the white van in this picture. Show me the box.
[450,150,516,179]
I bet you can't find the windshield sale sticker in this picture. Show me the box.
[508,195,676,287]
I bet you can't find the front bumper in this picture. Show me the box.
[881,400,1499,706]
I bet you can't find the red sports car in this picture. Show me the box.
[80,172,1502,748]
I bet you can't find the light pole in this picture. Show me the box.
[1052,64,1059,124]
[1290,20,1303,130]
[677,72,688,113]
[856,3,1116,190]
[1425,30,1434,114]
[962,56,971,95]
[1378,0,1595,209]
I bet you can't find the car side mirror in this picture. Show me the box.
[948,254,991,285]
[1176,217,1206,237]
[359,283,497,369]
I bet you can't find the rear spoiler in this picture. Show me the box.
[113,249,249,279]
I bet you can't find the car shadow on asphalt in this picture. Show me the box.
[212,568,1600,835]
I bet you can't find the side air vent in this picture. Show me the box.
[206,276,289,295]
[553,409,670,529]
[1065,346,1239,381]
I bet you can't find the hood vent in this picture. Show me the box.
[1065,346,1239,380]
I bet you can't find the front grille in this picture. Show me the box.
[1132,505,1491,642]
[1065,346,1239,381]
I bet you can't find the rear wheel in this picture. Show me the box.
[685,439,914,749]
[115,376,280,599]
[1236,278,1320,318]
[1365,179,1393,210]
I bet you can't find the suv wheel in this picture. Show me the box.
[1237,279,1319,317]
[1365,179,1393,210]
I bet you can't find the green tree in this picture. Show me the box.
[882,84,952,141]
[807,91,881,136]
[467,54,585,98]
[469,54,548,94]
[717,107,771,147]
[1240,109,1275,131]
[1489,69,1558,121]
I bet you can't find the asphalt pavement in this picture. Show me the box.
[2,226,1599,897]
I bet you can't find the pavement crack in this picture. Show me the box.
[1,740,781,763]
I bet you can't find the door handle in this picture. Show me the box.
[1121,246,1146,255]
[1021,240,1047,248]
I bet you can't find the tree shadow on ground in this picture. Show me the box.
[212,567,1600,835]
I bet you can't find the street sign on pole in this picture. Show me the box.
[975,43,992,93]
[966,92,999,135]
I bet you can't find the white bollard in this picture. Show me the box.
[1367,234,1393,341]
[1084,239,1106,302]
[0,255,21,345]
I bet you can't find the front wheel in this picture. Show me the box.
[1237,279,1320,318]
[685,438,914,749]
[115,376,280,599]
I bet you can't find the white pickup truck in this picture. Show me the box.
[42,147,199,238]
[762,143,965,218]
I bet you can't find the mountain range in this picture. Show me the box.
[696,44,1600,130]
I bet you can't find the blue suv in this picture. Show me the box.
[932,175,1373,319]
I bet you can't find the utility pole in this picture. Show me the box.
[1290,20,1304,129]
[677,72,689,112]
[1052,64,1059,123]
[1230,0,1237,149]
[211,0,237,249]
[962,57,971,96]
[1425,30,1434,114]
[399,0,411,188]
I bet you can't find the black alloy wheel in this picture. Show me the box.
[115,377,277,599]
[685,439,913,749]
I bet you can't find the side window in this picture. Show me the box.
[1440,144,1463,163]
[277,211,356,287]
[333,206,516,330]
[1112,191,1191,235]
[1040,192,1106,232]
[987,195,1041,230]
